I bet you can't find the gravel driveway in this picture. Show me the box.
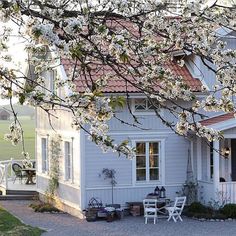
[1,200,236,236]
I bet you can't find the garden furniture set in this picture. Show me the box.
[143,196,186,224]
[85,186,186,224]
[12,162,36,185]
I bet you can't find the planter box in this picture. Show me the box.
[85,207,102,222]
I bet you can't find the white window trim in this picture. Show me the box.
[41,135,49,174]
[63,138,74,183]
[131,98,163,116]
[131,138,165,186]
[49,69,58,95]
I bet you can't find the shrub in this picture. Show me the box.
[187,202,209,214]
[29,202,61,213]
[211,213,227,220]
[191,212,212,219]
[221,204,236,218]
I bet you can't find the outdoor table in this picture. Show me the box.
[21,168,36,184]
[144,197,171,218]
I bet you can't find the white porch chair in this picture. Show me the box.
[165,196,186,223]
[143,199,158,224]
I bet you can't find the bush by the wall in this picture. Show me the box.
[221,204,236,218]
[187,202,209,214]
[29,202,61,213]
[184,202,215,218]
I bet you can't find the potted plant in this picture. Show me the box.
[100,168,119,208]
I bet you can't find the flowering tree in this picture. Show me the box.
[0,0,236,158]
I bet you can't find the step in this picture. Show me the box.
[0,195,37,200]
[6,190,38,196]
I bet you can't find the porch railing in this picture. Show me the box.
[219,182,236,204]
[0,159,35,190]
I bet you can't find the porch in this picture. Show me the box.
[196,113,236,205]
[0,159,37,197]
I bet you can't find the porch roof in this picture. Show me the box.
[200,112,236,131]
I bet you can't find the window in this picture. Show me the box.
[49,70,57,95]
[133,98,160,113]
[64,141,73,181]
[41,138,48,173]
[210,141,214,179]
[136,142,160,181]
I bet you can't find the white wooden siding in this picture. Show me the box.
[37,175,81,206]
[164,135,190,184]
[196,31,236,91]
[84,135,132,187]
[85,185,182,207]
[83,132,190,207]
[84,133,189,188]
[223,127,236,135]
[36,107,74,131]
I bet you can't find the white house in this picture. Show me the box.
[35,29,236,218]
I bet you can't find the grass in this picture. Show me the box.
[0,118,35,161]
[0,206,44,236]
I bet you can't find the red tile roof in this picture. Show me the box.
[60,18,202,93]
[200,113,235,126]
[61,58,202,93]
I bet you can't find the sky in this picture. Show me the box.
[0,21,27,105]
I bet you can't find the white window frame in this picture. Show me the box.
[131,98,162,116]
[41,137,48,173]
[49,69,58,95]
[64,140,73,182]
[131,138,165,185]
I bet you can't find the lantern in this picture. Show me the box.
[160,186,166,198]
[154,186,160,197]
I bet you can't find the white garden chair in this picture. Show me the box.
[143,199,158,224]
[165,196,186,223]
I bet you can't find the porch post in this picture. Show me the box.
[213,140,220,200]
[197,137,202,180]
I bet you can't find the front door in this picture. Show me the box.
[231,139,236,181]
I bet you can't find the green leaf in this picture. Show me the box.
[19,94,25,105]
[109,96,125,110]
[70,43,83,60]
[119,53,129,63]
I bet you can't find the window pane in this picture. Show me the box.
[149,155,158,168]
[150,169,159,180]
[134,99,146,110]
[41,138,47,172]
[65,141,72,180]
[136,142,145,155]
[136,155,146,168]
[147,100,156,110]
[136,169,146,181]
[149,142,159,155]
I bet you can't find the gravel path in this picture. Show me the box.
[1,200,236,236]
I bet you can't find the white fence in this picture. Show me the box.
[198,180,214,205]
[0,159,35,190]
[219,182,236,204]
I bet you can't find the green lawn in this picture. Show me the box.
[0,206,44,236]
[0,119,35,161]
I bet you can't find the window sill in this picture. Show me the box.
[135,180,161,186]
[60,180,79,188]
[132,109,164,116]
